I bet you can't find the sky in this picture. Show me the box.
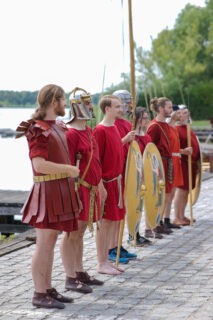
[0,0,206,94]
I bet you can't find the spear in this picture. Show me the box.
[187,120,193,226]
[116,0,137,266]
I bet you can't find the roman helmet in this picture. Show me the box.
[67,87,95,123]
[113,90,132,115]
[179,104,192,124]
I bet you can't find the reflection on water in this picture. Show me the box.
[0,108,70,191]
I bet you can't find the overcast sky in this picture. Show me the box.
[0,0,205,94]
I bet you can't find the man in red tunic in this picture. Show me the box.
[147,97,173,236]
[173,106,199,225]
[113,90,152,247]
[64,88,106,293]
[93,95,126,275]
[161,104,184,229]
[16,84,81,309]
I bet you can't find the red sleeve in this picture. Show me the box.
[66,129,78,165]
[147,124,160,146]
[28,134,49,160]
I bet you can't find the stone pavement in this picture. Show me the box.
[0,179,213,320]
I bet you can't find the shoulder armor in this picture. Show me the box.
[56,120,68,131]
[15,119,51,140]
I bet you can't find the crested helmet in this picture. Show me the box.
[68,87,95,123]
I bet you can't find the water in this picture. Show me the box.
[0,108,70,191]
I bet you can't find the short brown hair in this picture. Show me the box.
[32,84,65,120]
[150,97,170,114]
[99,95,120,114]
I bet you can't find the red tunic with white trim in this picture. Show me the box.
[169,126,183,188]
[147,119,172,193]
[21,120,80,231]
[93,124,125,221]
[66,126,102,221]
[175,125,199,190]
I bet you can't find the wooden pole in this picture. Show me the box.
[128,0,136,130]
[97,64,106,124]
[187,123,193,226]
[116,0,136,267]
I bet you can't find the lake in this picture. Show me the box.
[0,108,70,191]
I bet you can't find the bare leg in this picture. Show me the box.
[75,221,88,272]
[31,228,59,293]
[163,191,175,219]
[174,188,188,221]
[145,216,151,231]
[60,232,76,278]
[46,249,54,290]
[109,220,120,250]
[96,219,122,275]
[60,221,88,278]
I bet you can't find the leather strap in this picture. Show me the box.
[148,122,170,148]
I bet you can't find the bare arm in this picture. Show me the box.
[121,131,135,145]
[98,179,107,204]
[32,157,80,178]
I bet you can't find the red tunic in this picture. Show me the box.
[135,133,152,155]
[115,118,132,162]
[147,119,172,193]
[175,125,200,190]
[21,120,80,232]
[93,124,125,221]
[66,126,102,221]
[169,126,183,188]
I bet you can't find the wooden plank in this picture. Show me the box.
[0,240,34,257]
[0,190,29,205]
[0,224,33,233]
[0,207,22,215]
[0,229,36,257]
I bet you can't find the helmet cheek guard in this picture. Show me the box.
[67,87,95,123]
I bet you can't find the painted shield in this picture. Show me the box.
[125,140,145,237]
[143,143,165,229]
[188,136,202,206]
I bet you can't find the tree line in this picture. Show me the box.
[105,0,213,120]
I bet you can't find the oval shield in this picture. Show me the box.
[125,140,144,237]
[188,136,202,206]
[143,143,165,229]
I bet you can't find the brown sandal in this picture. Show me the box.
[65,276,92,293]
[32,291,65,309]
[47,287,73,303]
[76,271,104,286]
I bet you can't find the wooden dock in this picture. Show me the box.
[0,190,30,234]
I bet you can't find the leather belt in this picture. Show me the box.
[80,180,98,233]
[33,173,69,182]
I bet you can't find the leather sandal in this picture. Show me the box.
[32,291,65,309]
[65,276,92,293]
[47,287,73,303]
[145,229,163,239]
[76,271,104,286]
